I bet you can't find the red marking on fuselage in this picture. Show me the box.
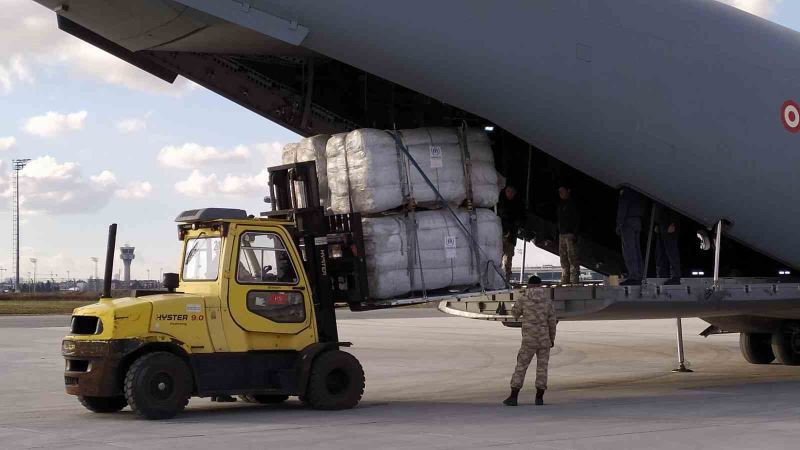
[781,100,800,133]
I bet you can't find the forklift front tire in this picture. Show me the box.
[124,352,193,420]
[78,395,127,413]
[305,350,365,410]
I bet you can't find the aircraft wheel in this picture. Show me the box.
[124,352,192,419]
[305,350,365,410]
[771,322,800,366]
[78,395,127,413]
[238,394,289,404]
[739,333,775,364]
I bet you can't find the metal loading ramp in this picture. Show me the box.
[438,279,800,322]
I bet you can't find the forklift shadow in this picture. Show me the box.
[165,399,392,421]
[97,379,800,425]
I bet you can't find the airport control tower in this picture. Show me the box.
[119,244,135,285]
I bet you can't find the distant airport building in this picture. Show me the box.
[120,244,135,285]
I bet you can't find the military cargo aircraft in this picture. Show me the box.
[30,0,800,364]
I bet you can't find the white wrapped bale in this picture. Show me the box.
[362,208,504,299]
[327,130,400,214]
[281,134,330,208]
[327,127,498,214]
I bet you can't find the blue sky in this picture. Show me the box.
[0,0,797,282]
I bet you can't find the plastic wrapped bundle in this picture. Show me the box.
[362,208,505,299]
[281,134,331,208]
[327,127,499,214]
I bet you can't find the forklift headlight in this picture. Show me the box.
[329,244,343,259]
[62,340,77,355]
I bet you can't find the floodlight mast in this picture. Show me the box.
[11,159,30,293]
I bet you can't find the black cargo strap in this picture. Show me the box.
[387,130,509,290]
[393,131,426,297]
[457,124,482,285]
[342,137,355,214]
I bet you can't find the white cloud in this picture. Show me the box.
[218,169,270,195]
[115,181,153,199]
[64,42,194,95]
[8,156,112,215]
[90,170,117,187]
[256,141,285,168]
[0,54,32,93]
[716,0,782,17]
[175,168,270,197]
[116,117,147,134]
[175,170,218,197]
[0,0,194,95]
[158,143,250,169]
[0,136,15,150]
[0,156,152,214]
[23,110,87,138]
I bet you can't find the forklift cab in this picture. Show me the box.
[176,212,317,345]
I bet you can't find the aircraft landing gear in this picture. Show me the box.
[771,322,800,366]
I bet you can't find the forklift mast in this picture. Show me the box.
[262,161,369,341]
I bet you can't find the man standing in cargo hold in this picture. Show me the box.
[654,204,682,285]
[557,185,580,284]
[498,185,524,281]
[616,188,647,286]
[504,276,557,406]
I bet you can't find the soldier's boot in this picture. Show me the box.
[503,388,520,406]
[535,389,545,406]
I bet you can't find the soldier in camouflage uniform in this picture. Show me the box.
[503,276,557,406]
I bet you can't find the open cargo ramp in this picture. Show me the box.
[438,279,800,322]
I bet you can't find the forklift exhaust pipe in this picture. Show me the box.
[102,224,117,299]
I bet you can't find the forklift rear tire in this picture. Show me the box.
[78,395,127,413]
[238,394,289,404]
[771,322,800,366]
[124,352,193,420]
[739,333,775,364]
[305,350,365,410]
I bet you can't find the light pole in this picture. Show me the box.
[12,158,30,293]
[0,267,5,284]
[29,258,37,293]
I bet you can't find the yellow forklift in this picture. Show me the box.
[62,162,375,419]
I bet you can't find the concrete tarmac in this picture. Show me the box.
[1,310,799,449]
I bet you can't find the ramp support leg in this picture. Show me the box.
[519,146,533,285]
[713,220,723,289]
[673,318,694,373]
[642,204,656,286]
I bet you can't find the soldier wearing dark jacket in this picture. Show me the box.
[498,185,525,280]
[503,276,557,406]
[616,188,647,285]
[557,186,580,284]
[654,204,681,285]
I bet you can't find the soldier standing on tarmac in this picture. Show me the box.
[498,185,524,281]
[503,276,557,406]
